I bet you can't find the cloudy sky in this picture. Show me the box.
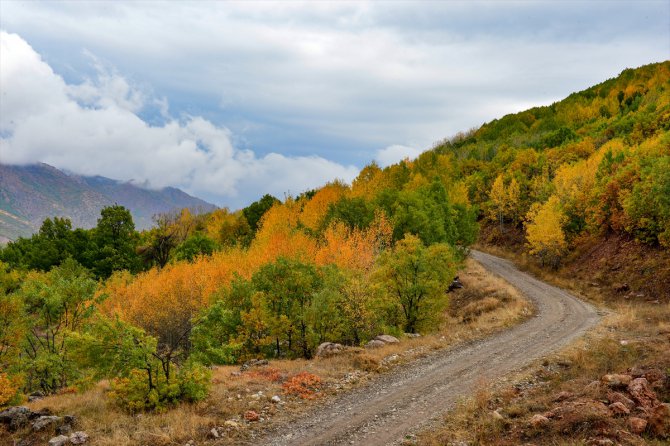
[1,1,668,208]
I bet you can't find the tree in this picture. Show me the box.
[19,259,98,393]
[373,235,457,333]
[173,234,218,262]
[251,258,323,359]
[525,196,567,269]
[89,205,141,278]
[243,194,280,233]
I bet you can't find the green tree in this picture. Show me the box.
[243,194,280,233]
[89,205,141,278]
[19,259,98,393]
[374,235,457,333]
[173,234,218,262]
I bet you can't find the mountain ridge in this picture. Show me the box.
[0,162,217,242]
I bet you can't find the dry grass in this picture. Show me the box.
[418,287,670,446]
[1,258,532,446]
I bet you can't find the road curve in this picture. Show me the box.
[260,250,600,446]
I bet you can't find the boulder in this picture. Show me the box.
[32,415,62,432]
[365,339,386,349]
[240,358,269,371]
[209,427,220,438]
[544,399,610,421]
[601,374,632,388]
[70,431,89,444]
[529,414,550,428]
[0,406,31,431]
[627,378,659,409]
[271,395,281,403]
[315,342,345,357]
[607,391,635,410]
[608,401,630,416]
[648,403,670,438]
[57,424,73,435]
[404,333,421,338]
[48,435,69,446]
[629,417,648,435]
[374,334,399,344]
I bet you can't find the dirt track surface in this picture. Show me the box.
[260,250,601,446]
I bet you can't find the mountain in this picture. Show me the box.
[0,163,216,242]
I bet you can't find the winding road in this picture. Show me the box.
[261,250,601,446]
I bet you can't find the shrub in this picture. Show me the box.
[282,371,322,399]
[109,363,211,413]
[0,372,23,408]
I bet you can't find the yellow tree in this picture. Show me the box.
[525,196,567,269]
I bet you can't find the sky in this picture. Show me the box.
[1,1,668,208]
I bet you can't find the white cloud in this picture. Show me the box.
[375,144,422,168]
[0,31,358,208]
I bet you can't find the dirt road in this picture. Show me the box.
[261,250,601,446]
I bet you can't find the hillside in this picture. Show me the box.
[0,163,216,242]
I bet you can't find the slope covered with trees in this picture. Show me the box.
[1,61,668,415]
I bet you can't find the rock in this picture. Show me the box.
[315,342,345,357]
[32,415,62,432]
[0,406,31,431]
[48,435,70,446]
[365,339,386,349]
[629,417,648,435]
[448,276,463,292]
[404,333,421,338]
[648,403,670,438]
[374,334,400,344]
[601,374,632,388]
[271,395,281,403]
[240,358,269,371]
[544,399,610,421]
[491,410,504,420]
[608,401,630,416]
[63,415,77,425]
[553,391,573,402]
[28,391,44,402]
[607,391,635,410]
[627,378,659,409]
[244,410,260,422]
[529,414,549,428]
[70,431,89,444]
[209,427,220,438]
[224,420,240,429]
[57,423,73,435]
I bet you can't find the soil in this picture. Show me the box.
[255,250,601,446]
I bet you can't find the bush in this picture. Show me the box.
[0,372,23,408]
[109,363,211,413]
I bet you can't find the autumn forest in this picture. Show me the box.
[1,61,669,414]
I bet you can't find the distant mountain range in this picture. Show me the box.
[0,163,217,243]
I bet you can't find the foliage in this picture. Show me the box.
[282,371,322,399]
[243,194,280,233]
[19,259,98,393]
[525,196,567,269]
[173,234,218,262]
[89,205,141,278]
[109,362,210,413]
[374,235,458,333]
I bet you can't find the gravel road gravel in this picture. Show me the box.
[258,250,601,446]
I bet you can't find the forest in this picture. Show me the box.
[0,61,668,412]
